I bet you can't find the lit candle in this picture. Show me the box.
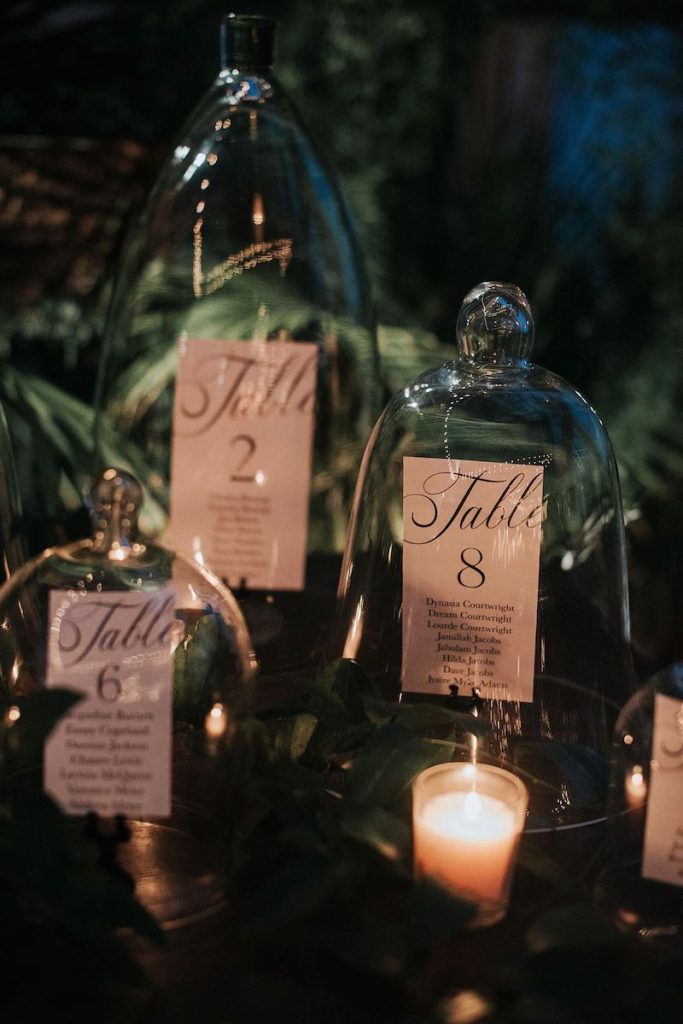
[204,701,229,740]
[625,763,647,809]
[413,762,528,925]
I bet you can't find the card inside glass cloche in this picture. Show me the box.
[0,468,256,927]
[598,662,683,950]
[332,282,635,833]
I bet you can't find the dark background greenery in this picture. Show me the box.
[0,0,682,669]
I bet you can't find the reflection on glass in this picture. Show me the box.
[0,468,255,928]
[332,282,634,833]
[95,15,380,675]
[599,663,683,950]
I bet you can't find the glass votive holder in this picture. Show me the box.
[413,762,529,927]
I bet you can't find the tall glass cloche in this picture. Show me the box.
[95,14,380,675]
[332,282,634,831]
[0,468,256,927]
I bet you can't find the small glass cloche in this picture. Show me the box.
[332,282,634,832]
[598,663,683,949]
[0,468,256,927]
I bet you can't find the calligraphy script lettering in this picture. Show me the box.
[57,596,175,667]
[176,350,317,437]
[660,734,683,768]
[405,469,545,545]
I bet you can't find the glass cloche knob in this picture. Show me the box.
[456,282,534,363]
[220,13,276,70]
[89,466,144,557]
[0,468,256,928]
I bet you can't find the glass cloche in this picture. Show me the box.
[598,663,683,949]
[94,14,380,675]
[0,468,256,927]
[332,282,635,832]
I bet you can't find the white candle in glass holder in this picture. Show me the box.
[413,762,528,924]
[414,789,517,901]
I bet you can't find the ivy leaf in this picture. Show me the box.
[320,907,406,976]
[526,906,622,954]
[515,841,566,885]
[253,776,325,834]
[173,611,235,725]
[404,877,477,960]
[345,723,454,807]
[363,695,489,737]
[273,712,319,761]
[4,689,82,774]
[302,661,376,762]
[60,865,165,945]
[237,851,339,937]
[339,803,411,865]
[253,669,342,718]
[318,658,383,725]
[4,789,70,884]
[521,908,628,1024]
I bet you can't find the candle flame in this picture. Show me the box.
[204,701,229,739]
[464,790,481,821]
[625,763,647,808]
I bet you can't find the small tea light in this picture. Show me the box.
[413,762,528,926]
[625,763,647,809]
[204,701,229,740]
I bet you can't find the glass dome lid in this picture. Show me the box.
[598,663,683,949]
[0,468,256,927]
[332,282,634,831]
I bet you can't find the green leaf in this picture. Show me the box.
[526,906,622,955]
[173,611,235,725]
[300,660,378,763]
[273,712,319,761]
[237,851,338,936]
[320,907,405,976]
[319,658,383,725]
[254,777,324,834]
[363,695,489,737]
[515,841,566,886]
[57,864,165,946]
[339,803,411,865]
[345,723,454,806]
[404,877,477,959]
[5,689,82,773]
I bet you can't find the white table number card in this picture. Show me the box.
[402,456,545,702]
[44,586,176,818]
[170,338,318,591]
[642,693,683,887]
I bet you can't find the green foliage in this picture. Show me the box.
[221,657,683,1018]
[0,364,168,546]
[0,690,163,1020]
[230,659,477,972]
[173,609,238,726]
[0,660,680,1019]
[0,5,681,1015]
